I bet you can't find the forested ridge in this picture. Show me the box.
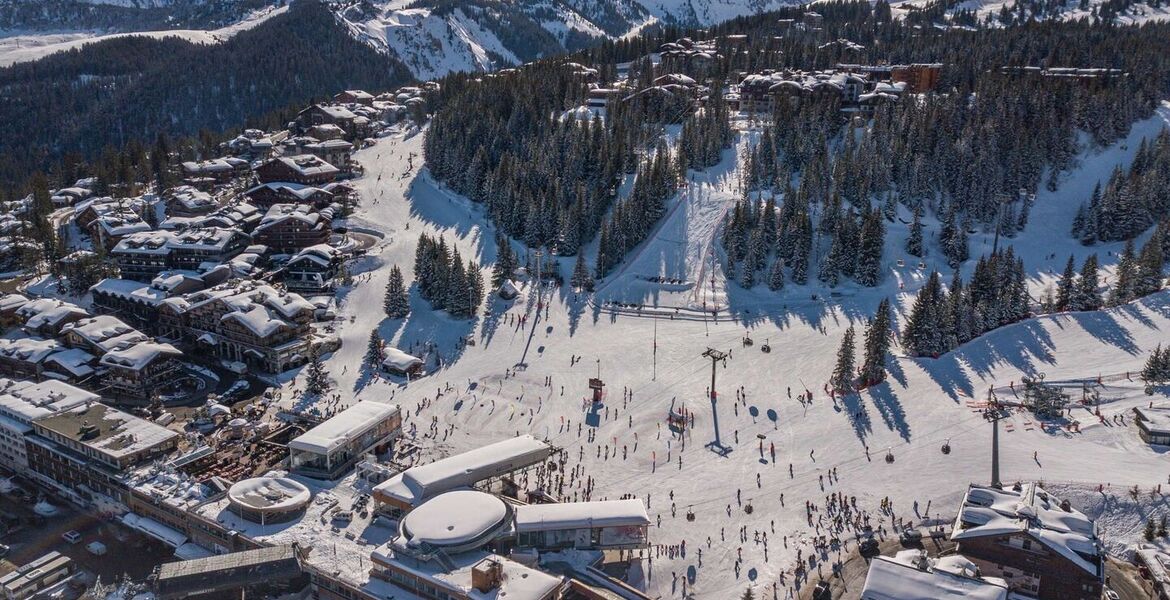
[0,0,410,189]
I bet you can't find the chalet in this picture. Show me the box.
[254,156,340,186]
[20,300,88,337]
[0,338,64,380]
[158,281,316,373]
[99,342,183,400]
[283,244,340,293]
[306,124,346,142]
[165,186,218,218]
[951,483,1104,600]
[226,129,279,159]
[253,204,332,254]
[180,158,249,185]
[295,104,360,138]
[0,293,28,327]
[50,186,91,207]
[334,90,375,106]
[41,348,97,384]
[111,228,251,281]
[304,139,354,171]
[73,197,153,250]
[60,315,148,356]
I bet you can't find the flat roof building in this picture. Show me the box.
[373,434,553,511]
[288,400,401,480]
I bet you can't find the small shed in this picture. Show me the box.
[382,348,424,376]
[498,280,519,300]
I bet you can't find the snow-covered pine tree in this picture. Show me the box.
[902,271,946,357]
[304,345,329,396]
[570,252,594,291]
[767,257,786,291]
[906,207,924,257]
[856,210,885,287]
[831,325,856,393]
[1055,255,1076,311]
[365,330,384,365]
[859,298,892,386]
[384,265,410,319]
[1071,254,1103,311]
[1135,231,1165,297]
[491,235,516,288]
[1108,239,1137,306]
[1142,344,1168,383]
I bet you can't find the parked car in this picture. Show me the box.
[0,543,10,557]
[859,538,880,558]
[61,530,82,544]
[85,541,107,556]
[812,580,832,600]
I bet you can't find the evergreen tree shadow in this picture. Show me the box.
[908,355,974,403]
[886,355,909,388]
[838,391,873,441]
[477,295,509,348]
[393,284,477,377]
[1063,311,1140,355]
[950,320,1057,381]
[1116,302,1158,332]
[404,173,492,257]
[865,383,911,441]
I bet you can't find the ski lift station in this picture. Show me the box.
[288,400,401,480]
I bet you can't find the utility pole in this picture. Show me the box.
[984,388,1003,488]
[703,348,730,455]
[652,317,658,381]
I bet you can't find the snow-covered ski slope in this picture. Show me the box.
[291,106,1170,597]
[887,0,1170,24]
[0,4,286,67]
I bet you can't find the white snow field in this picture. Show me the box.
[0,4,288,68]
[283,104,1170,597]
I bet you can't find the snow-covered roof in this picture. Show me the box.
[0,337,63,364]
[24,303,87,331]
[34,402,179,461]
[0,377,98,424]
[99,342,181,371]
[381,347,423,371]
[43,348,96,377]
[228,476,311,512]
[400,490,508,548]
[62,315,148,353]
[0,293,28,312]
[288,400,400,456]
[374,435,553,507]
[1135,406,1170,436]
[288,244,339,267]
[266,156,340,178]
[952,483,1101,576]
[244,182,332,202]
[514,499,650,532]
[255,204,324,233]
[861,551,1008,600]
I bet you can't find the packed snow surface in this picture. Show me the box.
[279,103,1170,597]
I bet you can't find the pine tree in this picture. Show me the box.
[860,299,892,387]
[365,330,384,366]
[571,252,594,291]
[831,325,856,393]
[1055,255,1076,310]
[384,265,410,319]
[1071,254,1103,311]
[304,345,330,396]
[491,235,516,288]
[1109,239,1137,306]
[856,210,885,287]
[906,206,924,257]
[1135,232,1166,297]
[767,257,786,291]
[903,271,947,357]
[1143,344,1167,382]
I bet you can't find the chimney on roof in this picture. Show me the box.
[472,559,503,592]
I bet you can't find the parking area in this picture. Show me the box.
[0,487,172,583]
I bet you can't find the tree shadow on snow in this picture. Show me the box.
[1063,311,1140,356]
[838,391,873,441]
[951,320,1057,381]
[865,383,911,442]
